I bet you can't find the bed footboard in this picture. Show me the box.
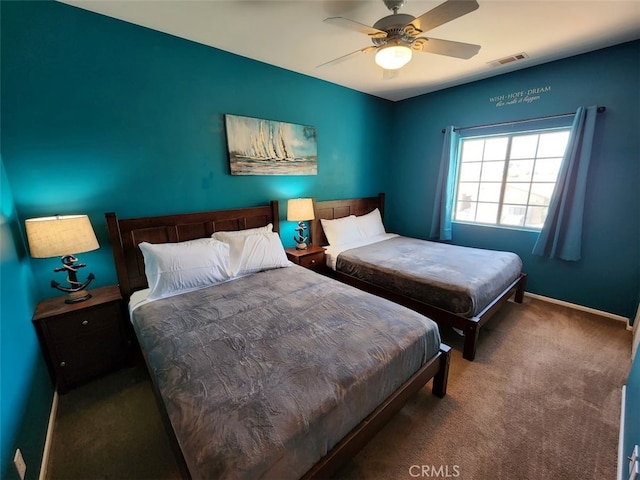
[303,344,451,479]
[515,272,528,303]
[461,322,481,363]
[330,270,527,361]
[461,272,527,360]
[432,344,451,398]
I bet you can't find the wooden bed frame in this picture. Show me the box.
[310,193,528,361]
[105,203,451,480]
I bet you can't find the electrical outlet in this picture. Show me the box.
[13,448,26,480]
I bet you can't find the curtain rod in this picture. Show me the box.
[441,106,606,134]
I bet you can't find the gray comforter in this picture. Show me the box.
[131,264,441,479]
[335,236,523,318]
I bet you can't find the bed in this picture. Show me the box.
[310,193,527,361]
[105,202,451,480]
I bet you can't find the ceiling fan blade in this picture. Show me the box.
[317,46,378,68]
[323,17,388,38]
[408,0,479,34]
[413,37,480,59]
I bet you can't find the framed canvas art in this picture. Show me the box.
[225,114,317,175]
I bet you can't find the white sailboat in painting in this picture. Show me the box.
[225,114,317,175]
[245,122,295,161]
[276,125,294,161]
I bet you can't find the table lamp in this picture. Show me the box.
[25,214,100,303]
[287,198,315,250]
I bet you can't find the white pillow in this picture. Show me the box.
[356,208,386,238]
[320,215,363,246]
[211,223,273,241]
[139,238,232,300]
[224,232,290,277]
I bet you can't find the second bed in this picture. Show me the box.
[311,193,527,361]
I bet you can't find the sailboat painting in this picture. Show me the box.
[225,114,317,175]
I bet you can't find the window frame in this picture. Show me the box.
[452,126,571,231]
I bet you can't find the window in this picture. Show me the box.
[453,129,570,229]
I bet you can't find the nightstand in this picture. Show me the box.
[285,245,326,274]
[32,285,131,394]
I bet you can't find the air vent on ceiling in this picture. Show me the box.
[488,52,529,68]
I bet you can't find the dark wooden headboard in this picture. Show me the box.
[310,193,385,247]
[105,202,280,300]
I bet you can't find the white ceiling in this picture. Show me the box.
[59,0,640,101]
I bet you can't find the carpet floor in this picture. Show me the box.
[44,297,632,480]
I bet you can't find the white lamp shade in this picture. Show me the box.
[25,215,99,258]
[287,198,315,222]
[375,44,412,70]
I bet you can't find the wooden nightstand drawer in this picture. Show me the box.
[33,285,130,393]
[298,250,325,271]
[47,302,121,346]
[285,245,326,274]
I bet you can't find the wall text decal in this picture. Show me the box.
[489,85,551,107]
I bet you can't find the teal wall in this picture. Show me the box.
[1,0,638,477]
[0,0,393,476]
[1,159,54,480]
[1,0,394,301]
[388,41,640,320]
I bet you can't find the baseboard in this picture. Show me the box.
[39,390,58,480]
[618,385,627,480]
[524,292,629,324]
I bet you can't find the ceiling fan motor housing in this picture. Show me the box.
[372,13,417,46]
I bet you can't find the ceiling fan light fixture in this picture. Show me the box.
[375,44,412,70]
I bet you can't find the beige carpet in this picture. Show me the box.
[338,297,632,480]
[46,297,632,480]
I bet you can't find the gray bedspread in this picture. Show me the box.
[131,264,441,480]
[335,236,523,318]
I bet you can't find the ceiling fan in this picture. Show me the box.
[319,0,481,73]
